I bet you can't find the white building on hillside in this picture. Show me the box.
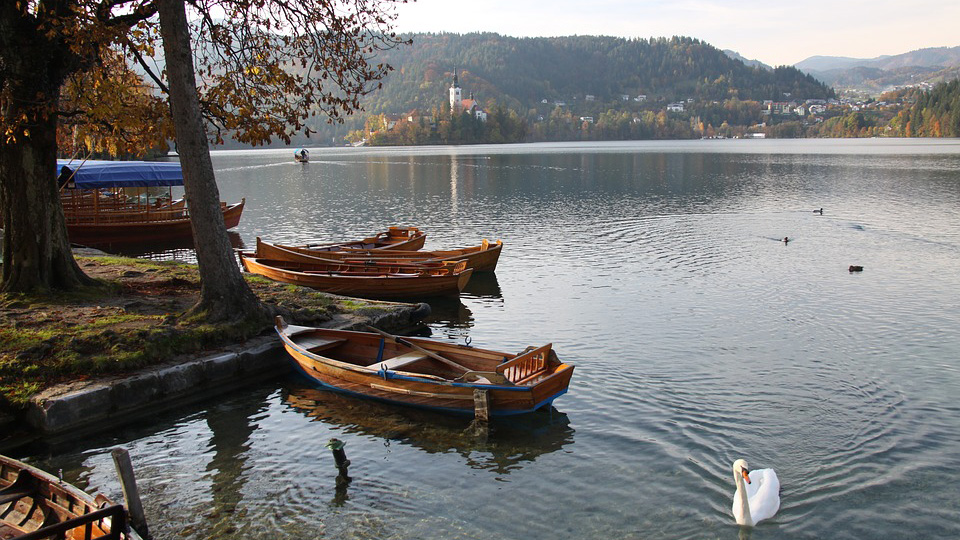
[449,68,487,122]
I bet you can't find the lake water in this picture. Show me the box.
[28,139,960,539]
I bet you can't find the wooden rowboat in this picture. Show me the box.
[1,453,141,539]
[300,226,426,252]
[275,317,575,416]
[255,237,503,273]
[240,254,473,299]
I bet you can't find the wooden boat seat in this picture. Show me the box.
[370,351,429,370]
[0,470,38,505]
[296,337,347,354]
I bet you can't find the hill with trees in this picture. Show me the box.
[309,33,834,146]
[366,33,832,112]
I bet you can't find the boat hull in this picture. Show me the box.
[241,255,472,299]
[258,238,503,272]
[66,199,244,245]
[276,324,575,416]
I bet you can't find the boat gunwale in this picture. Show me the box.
[277,330,533,392]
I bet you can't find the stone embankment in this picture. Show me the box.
[7,302,429,449]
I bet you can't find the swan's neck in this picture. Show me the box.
[735,471,753,526]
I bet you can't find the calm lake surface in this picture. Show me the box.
[29,139,960,539]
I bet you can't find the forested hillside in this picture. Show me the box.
[365,33,832,115]
[888,79,960,137]
[303,33,836,146]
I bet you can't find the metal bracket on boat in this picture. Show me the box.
[463,336,472,348]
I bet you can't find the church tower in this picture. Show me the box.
[449,68,462,111]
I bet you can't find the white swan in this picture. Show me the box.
[732,459,780,526]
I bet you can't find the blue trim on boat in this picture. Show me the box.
[287,359,550,417]
[377,370,529,391]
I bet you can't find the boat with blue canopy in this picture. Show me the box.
[57,160,244,246]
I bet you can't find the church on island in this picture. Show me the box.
[449,69,487,122]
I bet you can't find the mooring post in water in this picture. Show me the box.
[463,389,491,439]
[473,389,490,423]
[326,438,351,486]
[111,447,149,539]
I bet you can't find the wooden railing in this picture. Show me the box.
[496,344,552,384]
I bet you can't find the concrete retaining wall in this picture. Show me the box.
[24,302,430,442]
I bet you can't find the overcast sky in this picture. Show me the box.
[392,0,959,67]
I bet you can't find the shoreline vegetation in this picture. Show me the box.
[0,252,426,443]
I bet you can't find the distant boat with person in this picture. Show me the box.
[294,148,309,162]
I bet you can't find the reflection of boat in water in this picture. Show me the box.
[282,385,574,474]
[96,231,245,259]
[422,296,474,328]
[461,271,502,298]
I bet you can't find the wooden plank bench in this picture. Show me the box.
[0,470,38,505]
[367,351,429,371]
[295,337,346,354]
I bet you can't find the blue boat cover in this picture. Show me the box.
[57,160,183,189]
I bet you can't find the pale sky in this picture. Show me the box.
[392,0,960,67]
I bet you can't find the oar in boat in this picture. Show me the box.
[366,325,471,373]
[365,326,512,385]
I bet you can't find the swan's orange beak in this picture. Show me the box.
[741,468,752,484]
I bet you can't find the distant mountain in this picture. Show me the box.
[796,46,960,72]
[795,46,960,94]
[723,50,772,71]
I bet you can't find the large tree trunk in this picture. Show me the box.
[157,0,266,323]
[0,9,93,293]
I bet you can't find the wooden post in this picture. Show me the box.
[111,447,149,539]
[473,389,490,423]
[326,438,351,487]
[463,389,491,439]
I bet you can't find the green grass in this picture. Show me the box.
[0,256,407,409]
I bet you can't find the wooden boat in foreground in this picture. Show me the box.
[240,254,473,299]
[256,237,503,272]
[1,453,141,539]
[275,317,575,416]
[298,226,426,252]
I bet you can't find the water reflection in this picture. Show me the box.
[84,231,246,262]
[202,397,267,537]
[282,385,575,476]
[420,273,503,328]
[462,272,502,298]
[422,296,473,329]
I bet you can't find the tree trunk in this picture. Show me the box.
[157,0,266,323]
[0,11,93,293]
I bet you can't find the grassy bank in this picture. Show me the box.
[0,256,396,409]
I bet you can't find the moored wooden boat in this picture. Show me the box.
[58,160,244,246]
[1,453,141,539]
[275,317,575,416]
[67,199,244,245]
[256,237,503,272]
[296,226,426,252]
[240,254,472,299]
